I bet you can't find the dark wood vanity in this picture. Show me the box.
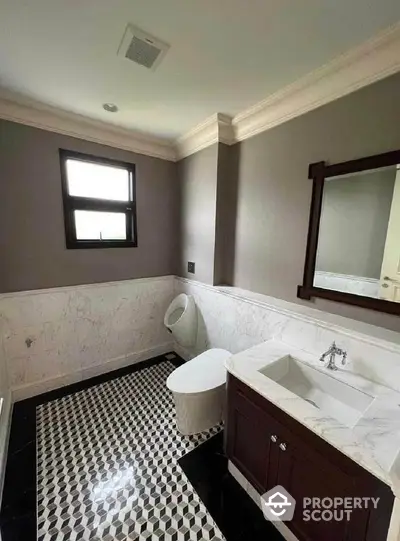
[226,374,394,541]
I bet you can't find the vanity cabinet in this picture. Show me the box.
[226,375,394,541]
[225,377,281,493]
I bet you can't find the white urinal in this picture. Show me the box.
[164,294,197,347]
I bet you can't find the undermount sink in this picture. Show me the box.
[259,355,374,428]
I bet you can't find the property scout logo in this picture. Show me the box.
[261,486,379,523]
[261,486,295,522]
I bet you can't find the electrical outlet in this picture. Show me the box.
[188,262,195,274]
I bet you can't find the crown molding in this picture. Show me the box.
[232,21,400,142]
[175,113,234,160]
[2,22,400,162]
[0,93,177,162]
[176,22,400,156]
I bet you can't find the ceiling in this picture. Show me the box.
[0,0,399,141]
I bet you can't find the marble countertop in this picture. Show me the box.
[225,340,400,493]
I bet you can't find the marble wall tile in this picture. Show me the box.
[0,276,175,398]
[174,278,400,393]
[3,273,400,400]
[0,312,11,500]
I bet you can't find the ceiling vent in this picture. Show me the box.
[118,24,170,70]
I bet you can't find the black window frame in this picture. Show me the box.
[59,149,138,249]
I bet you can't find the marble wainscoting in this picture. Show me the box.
[0,276,175,401]
[174,278,400,394]
[0,341,11,506]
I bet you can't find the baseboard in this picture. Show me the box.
[11,342,174,402]
[80,342,174,381]
[173,342,195,361]
[228,460,300,541]
[0,391,13,507]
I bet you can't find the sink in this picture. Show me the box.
[259,355,374,428]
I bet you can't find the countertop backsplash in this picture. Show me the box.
[174,277,400,393]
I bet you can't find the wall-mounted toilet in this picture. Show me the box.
[164,294,231,435]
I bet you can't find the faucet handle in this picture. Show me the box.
[320,341,336,363]
[320,341,347,370]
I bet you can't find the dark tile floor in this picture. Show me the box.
[179,433,284,541]
[0,353,284,541]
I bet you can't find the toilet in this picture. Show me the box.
[164,293,231,435]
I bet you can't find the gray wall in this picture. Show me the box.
[214,143,238,285]
[178,144,218,284]
[0,120,179,293]
[316,169,395,278]
[231,73,400,331]
[3,74,400,331]
[178,142,238,286]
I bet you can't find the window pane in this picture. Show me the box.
[74,211,126,240]
[66,159,130,201]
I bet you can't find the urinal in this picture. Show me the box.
[164,294,197,347]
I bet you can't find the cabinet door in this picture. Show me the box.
[276,426,372,541]
[226,375,393,541]
[226,381,279,493]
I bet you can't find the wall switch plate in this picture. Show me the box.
[188,262,195,274]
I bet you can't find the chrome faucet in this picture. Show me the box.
[320,342,347,371]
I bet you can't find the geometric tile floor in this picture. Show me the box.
[37,361,224,541]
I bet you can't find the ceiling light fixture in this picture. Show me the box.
[103,103,118,113]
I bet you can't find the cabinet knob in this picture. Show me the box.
[271,435,278,443]
[279,442,287,451]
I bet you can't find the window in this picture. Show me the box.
[60,150,137,249]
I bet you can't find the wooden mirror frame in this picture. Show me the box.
[297,149,400,316]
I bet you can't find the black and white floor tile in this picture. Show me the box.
[36,361,224,541]
[1,354,282,541]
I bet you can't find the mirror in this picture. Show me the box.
[298,149,400,315]
[315,165,399,301]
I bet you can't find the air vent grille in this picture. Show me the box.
[125,36,162,69]
[118,25,170,70]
